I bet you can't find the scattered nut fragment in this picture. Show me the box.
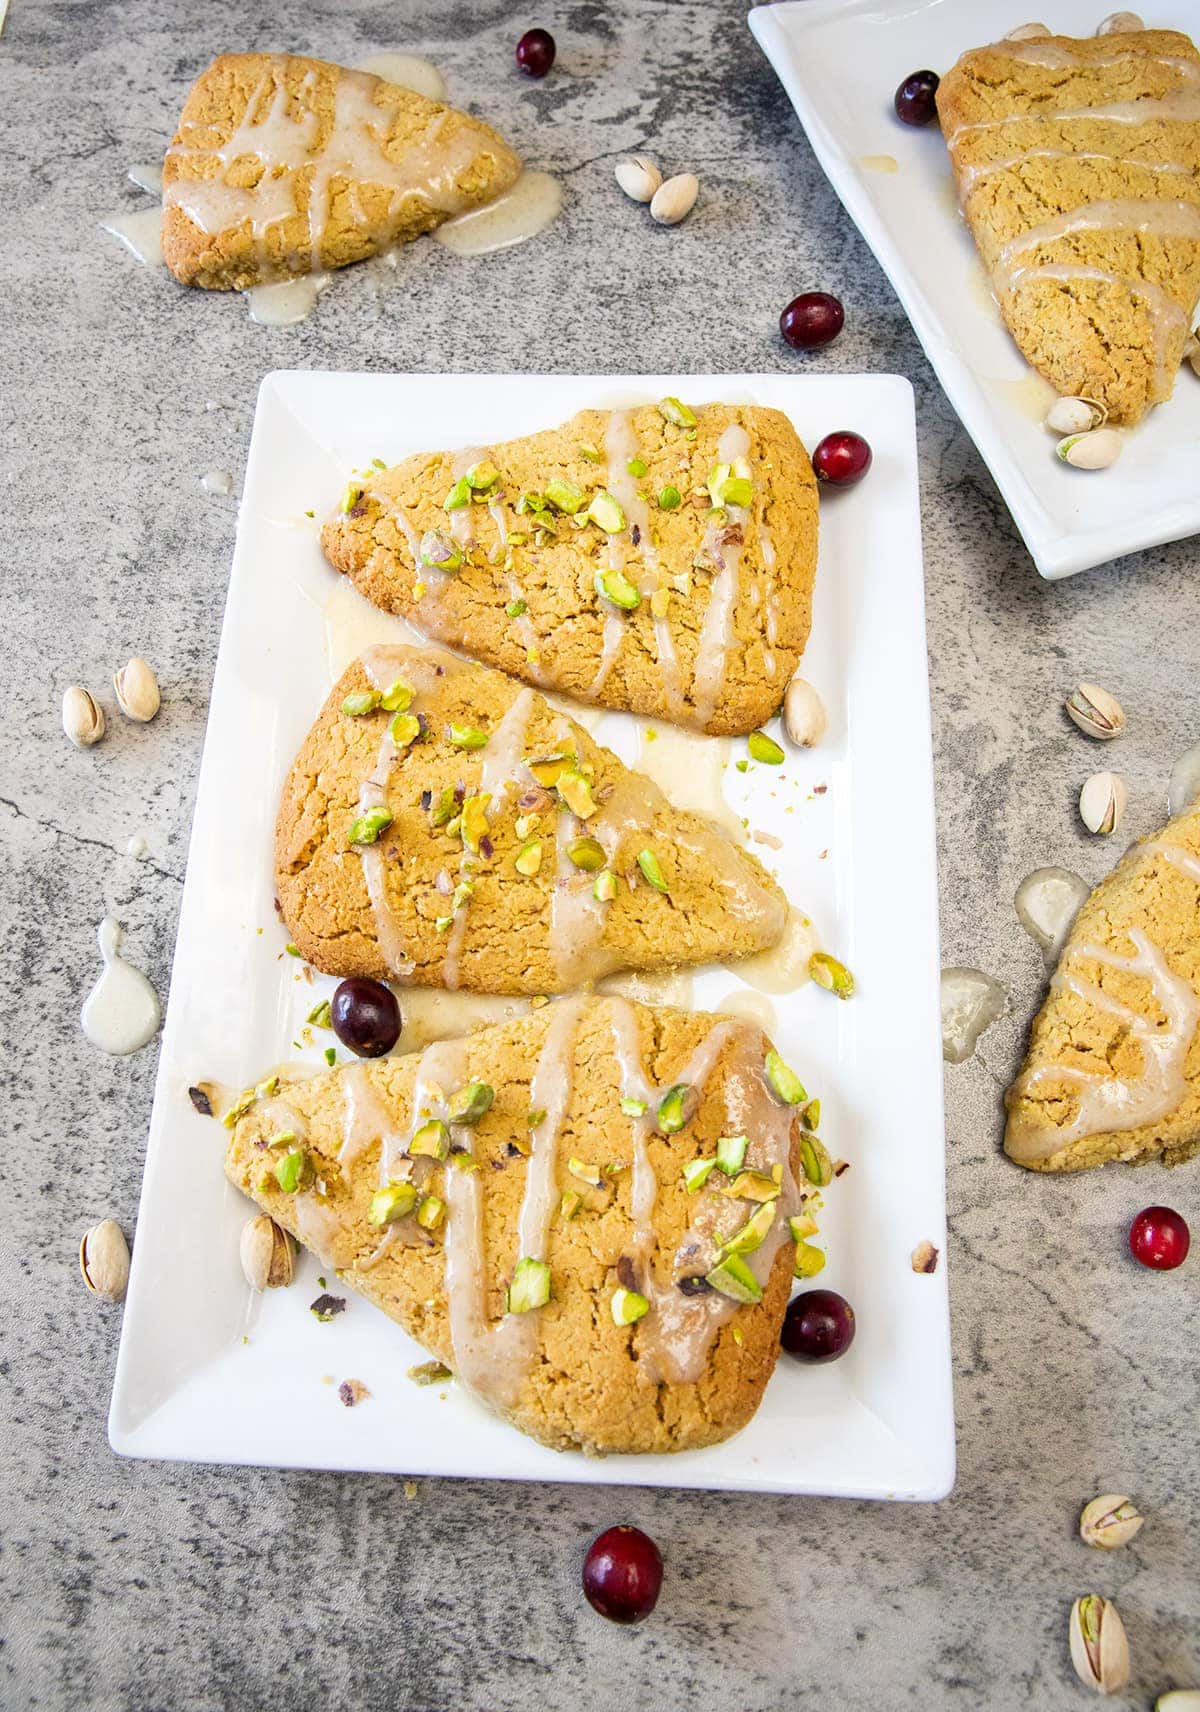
[1079,770,1127,836]
[1044,396,1106,435]
[809,950,854,998]
[63,685,105,748]
[1097,11,1144,32]
[911,1240,940,1273]
[113,656,161,722]
[783,675,827,748]
[1005,21,1051,38]
[79,1219,130,1302]
[649,172,699,227]
[614,154,662,203]
[1057,427,1122,470]
[1080,1494,1144,1551]
[239,1214,296,1291]
[1065,682,1125,741]
[338,1378,370,1407]
[408,1360,453,1386]
[1069,1594,1130,1696]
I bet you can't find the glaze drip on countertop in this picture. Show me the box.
[80,918,162,1056]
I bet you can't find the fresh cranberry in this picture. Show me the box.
[1128,1205,1190,1270]
[782,1288,856,1363]
[515,28,556,77]
[894,69,940,126]
[582,1525,663,1624]
[780,292,845,351]
[812,430,872,487]
[330,977,401,1058]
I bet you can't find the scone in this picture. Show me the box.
[938,29,1200,424]
[1005,802,1200,1171]
[276,646,788,993]
[162,53,521,289]
[321,400,818,735]
[225,996,820,1455]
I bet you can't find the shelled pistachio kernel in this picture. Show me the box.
[722,1168,780,1203]
[593,869,619,902]
[505,597,528,618]
[715,1133,749,1176]
[765,1050,806,1105]
[340,482,363,513]
[809,951,855,998]
[380,678,413,712]
[460,794,491,852]
[722,1202,776,1256]
[274,1148,314,1193]
[800,1132,834,1187]
[79,1219,130,1301]
[611,1286,651,1325]
[444,476,472,512]
[682,1156,716,1192]
[637,848,669,892]
[560,1190,583,1222]
[793,1240,826,1279]
[621,1096,648,1118]
[789,1212,819,1241]
[347,805,393,845]
[587,490,627,534]
[568,1156,604,1187]
[515,839,542,876]
[465,461,499,491]
[705,1251,762,1304]
[369,1181,418,1226]
[448,1081,495,1125]
[801,1097,821,1130]
[1079,1495,1144,1550]
[748,730,785,765]
[658,396,697,428]
[708,462,752,508]
[594,564,641,610]
[342,689,381,716]
[419,529,463,571]
[657,484,682,510]
[389,711,422,746]
[409,1119,450,1160]
[507,1256,551,1313]
[416,1194,445,1231]
[449,724,489,750]
[545,476,585,514]
[655,1083,694,1134]
[239,1214,295,1290]
[556,770,597,819]
[567,836,606,871]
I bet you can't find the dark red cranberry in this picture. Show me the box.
[582,1525,663,1624]
[330,977,401,1058]
[780,291,845,351]
[782,1288,856,1363]
[1128,1205,1190,1271]
[516,28,556,78]
[812,430,872,487]
[894,69,940,126]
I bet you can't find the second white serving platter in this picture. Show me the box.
[750,0,1200,581]
[109,370,954,1499]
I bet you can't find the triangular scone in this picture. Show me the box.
[225,997,813,1455]
[276,646,787,994]
[321,401,818,735]
[938,30,1200,424]
[162,53,521,289]
[1005,803,1200,1171]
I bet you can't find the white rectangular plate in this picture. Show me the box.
[750,0,1200,580]
[110,370,953,1499]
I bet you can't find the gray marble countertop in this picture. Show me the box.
[3,2,1198,1707]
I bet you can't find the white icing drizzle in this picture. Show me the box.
[293,1194,342,1262]
[958,148,1192,198]
[759,523,779,678]
[338,1060,406,1178]
[992,41,1200,77]
[994,198,1200,277]
[997,262,1188,394]
[947,86,1200,150]
[691,423,751,730]
[100,207,165,267]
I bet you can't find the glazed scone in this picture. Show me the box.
[225,997,817,1455]
[938,30,1200,424]
[1005,803,1200,1171]
[162,53,521,289]
[276,646,787,993]
[321,400,818,735]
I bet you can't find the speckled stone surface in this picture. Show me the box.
[3,2,1199,1707]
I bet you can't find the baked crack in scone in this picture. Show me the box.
[321,400,818,734]
[1005,803,1200,1171]
[162,53,521,289]
[225,997,820,1454]
[938,29,1200,424]
[276,646,787,993]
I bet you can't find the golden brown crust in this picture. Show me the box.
[225,999,804,1455]
[162,53,521,289]
[321,403,818,735]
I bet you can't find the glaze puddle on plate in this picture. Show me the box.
[81,918,161,1055]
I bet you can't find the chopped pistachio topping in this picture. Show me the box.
[560,1190,583,1222]
[340,482,363,513]
[620,1096,648,1118]
[465,461,499,490]
[306,999,332,1029]
[765,1049,806,1106]
[682,1156,716,1193]
[809,951,855,999]
[274,1148,313,1194]
[568,1156,604,1188]
[594,565,641,611]
[285,942,301,956]
[451,879,474,912]
[390,711,422,747]
[369,1180,418,1226]
[505,597,528,618]
[655,1083,693,1134]
[578,442,602,463]
[434,915,453,933]
[507,1256,551,1313]
[721,1201,776,1256]
[409,1118,450,1160]
[544,476,586,514]
[611,1286,650,1326]
[657,484,682,510]
[556,769,598,820]
[348,805,393,845]
[793,1240,826,1279]
[567,835,606,872]
[380,678,414,712]
[649,587,671,619]
[342,690,381,717]
[460,794,491,853]
[528,752,575,787]
[419,529,463,572]
[708,462,753,509]
[324,1046,337,1067]
[416,1194,445,1231]
[788,1212,819,1242]
[715,1134,749,1176]
[268,1129,297,1149]
[658,396,697,428]
[408,1360,453,1386]
[515,490,547,515]
[515,839,543,877]
[594,869,619,902]
[705,1251,762,1304]
[527,1107,547,1129]
[747,730,785,765]
[637,848,669,893]
[444,476,472,512]
[723,1168,781,1203]
[430,786,458,828]
[449,724,489,750]
[515,813,540,840]
[448,1081,495,1125]
[800,1132,834,1188]
[626,457,647,478]
[801,1097,821,1131]
[587,490,627,534]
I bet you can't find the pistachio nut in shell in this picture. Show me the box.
[1079,1494,1144,1550]
[239,1214,296,1291]
[1069,1595,1130,1696]
[62,685,106,748]
[1044,396,1106,435]
[783,675,827,748]
[1156,1694,1200,1711]
[1057,427,1122,470]
[649,172,699,226]
[1065,682,1125,741]
[614,154,662,203]
[79,1219,130,1302]
[113,656,161,722]
[1079,770,1127,836]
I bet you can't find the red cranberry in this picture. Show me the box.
[330,977,401,1058]
[1128,1205,1190,1271]
[894,69,940,126]
[582,1525,663,1624]
[782,1288,856,1363]
[515,28,556,78]
[813,430,872,487]
[780,292,845,351]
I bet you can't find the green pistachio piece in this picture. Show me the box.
[544,477,586,514]
[380,678,414,712]
[682,1156,716,1193]
[637,848,669,893]
[408,1360,453,1385]
[430,786,458,828]
[444,476,472,512]
[342,690,381,717]
[657,484,682,510]
[324,1046,337,1066]
[389,711,422,747]
[705,1251,762,1304]
[721,1201,777,1256]
[578,442,602,463]
[268,1129,297,1149]
[409,1118,450,1160]
[556,769,598,820]
[460,794,491,853]
[620,1096,648,1118]
[448,1081,495,1125]
[560,1190,583,1222]
[568,1156,603,1188]
[655,1083,694,1134]
[416,1194,445,1231]
[306,1000,332,1029]
[527,1107,546,1129]
[505,597,528,617]
[340,482,363,513]
[793,1240,826,1279]
[658,396,697,428]
[449,724,489,750]
[465,461,499,490]
[515,839,543,877]
[507,1256,551,1313]
[801,1097,821,1131]
[587,490,627,534]
[708,463,753,508]
[809,951,855,999]
[593,869,619,902]
[419,529,463,572]
[715,1134,749,1176]
[800,1131,834,1187]
[765,1049,806,1106]
[611,1286,650,1326]
[723,1168,782,1203]
[515,490,547,514]
[451,880,474,911]
[747,730,785,765]
[369,1181,418,1225]
[528,752,576,787]
[788,1211,819,1241]
[348,805,393,845]
[434,916,453,934]
[626,457,647,478]
[567,835,606,871]
[274,1149,313,1194]
[594,565,641,610]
